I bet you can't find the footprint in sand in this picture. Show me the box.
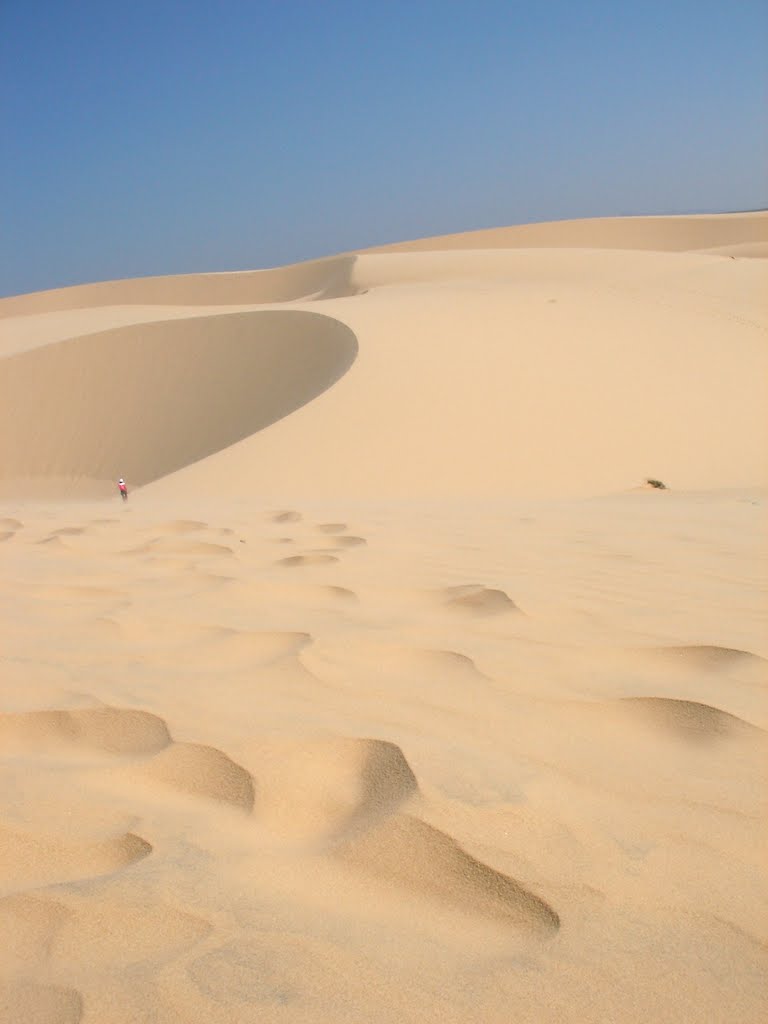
[440,584,520,616]
[276,554,339,567]
[315,523,347,534]
[271,510,302,524]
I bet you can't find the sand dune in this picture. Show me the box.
[0,310,357,495]
[1,212,766,1022]
[0,254,357,317]
[336,812,560,936]
[0,707,171,754]
[0,825,151,892]
[246,736,419,842]
[136,742,256,810]
[364,210,768,254]
[619,696,765,740]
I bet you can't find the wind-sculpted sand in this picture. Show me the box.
[1,213,766,1021]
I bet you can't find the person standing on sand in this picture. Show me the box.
[118,478,128,501]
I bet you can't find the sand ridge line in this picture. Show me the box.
[277,554,340,567]
[619,696,766,741]
[0,824,151,893]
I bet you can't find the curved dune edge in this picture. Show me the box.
[335,813,560,937]
[362,210,768,255]
[629,645,767,673]
[0,707,171,755]
[2,212,765,316]
[619,697,765,740]
[0,254,358,316]
[0,825,152,889]
[136,742,256,811]
[249,737,419,841]
[0,309,358,496]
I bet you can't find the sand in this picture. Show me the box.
[0,212,766,1022]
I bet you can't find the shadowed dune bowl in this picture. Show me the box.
[0,310,357,492]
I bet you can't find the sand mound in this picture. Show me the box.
[620,697,764,741]
[251,737,418,841]
[631,645,766,672]
[0,707,171,755]
[331,535,367,548]
[441,584,520,616]
[271,510,303,523]
[362,645,485,680]
[0,825,151,890]
[0,531,14,542]
[0,310,357,494]
[337,813,559,936]
[0,517,23,530]
[138,742,255,811]
[316,523,347,534]
[277,554,340,567]
[0,980,82,1024]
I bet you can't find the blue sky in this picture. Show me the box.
[2,0,766,296]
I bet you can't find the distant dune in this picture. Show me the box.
[1,211,766,499]
[362,210,768,254]
[1,213,766,1024]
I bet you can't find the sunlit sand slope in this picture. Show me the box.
[2,212,766,500]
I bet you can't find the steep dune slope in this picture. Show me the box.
[0,311,357,495]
